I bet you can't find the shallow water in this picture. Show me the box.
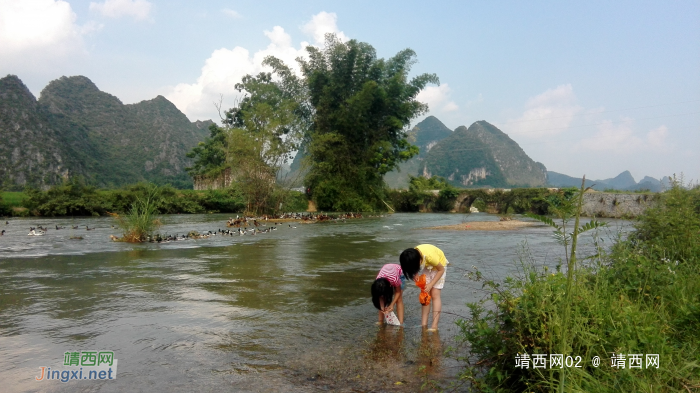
[0,213,631,392]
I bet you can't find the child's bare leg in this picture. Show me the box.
[378,310,384,325]
[421,303,430,326]
[396,292,404,325]
[429,288,442,330]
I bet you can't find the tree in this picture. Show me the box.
[225,72,305,179]
[265,34,438,211]
[185,124,228,177]
[184,72,306,214]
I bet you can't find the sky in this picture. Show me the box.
[1,0,699,183]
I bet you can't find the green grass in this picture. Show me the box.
[114,184,161,242]
[456,181,700,392]
[1,191,27,207]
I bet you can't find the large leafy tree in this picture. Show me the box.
[266,34,439,211]
[224,72,305,213]
[186,71,305,214]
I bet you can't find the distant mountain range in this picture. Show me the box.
[0,75,210,190]
[385,116,669,191]
[0,76,670,193]
[546,170,671,192]
[385,116,547,188]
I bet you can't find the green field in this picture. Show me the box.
[1,191,27,207]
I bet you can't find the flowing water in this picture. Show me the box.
[0,213,631,392]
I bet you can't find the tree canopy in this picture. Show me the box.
[186,71,306,214]
[266,34,439,211]
[185,124,228,177]
[187,34,438,212]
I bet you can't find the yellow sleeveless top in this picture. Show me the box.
[415,244,448,270]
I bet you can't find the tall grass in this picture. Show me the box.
[113,185,161,242]
[456,178,700,392]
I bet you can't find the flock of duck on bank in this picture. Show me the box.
[225,212,363,228]
[113,227,283,243]
[136,213,369,243]
[0,212,372,241]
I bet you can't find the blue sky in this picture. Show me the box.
[2,0,699,182]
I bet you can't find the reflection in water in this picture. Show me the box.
[418,327,443,373]
[0,213,631,392]
[368,325,405,362]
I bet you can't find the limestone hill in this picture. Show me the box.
[0,75,210,190]
[423,121,547,188]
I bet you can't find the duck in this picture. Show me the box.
[28,229,44,236]
[72,225,79,229]
[1,229,5,236]
[85,225,94,231]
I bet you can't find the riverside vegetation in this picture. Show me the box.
[456,178,700,392]
[1,179,308,217]
[3,176,575,218]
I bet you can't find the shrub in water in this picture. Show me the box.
[113,184,162,242]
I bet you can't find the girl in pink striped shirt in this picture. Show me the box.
[371,264,406,325]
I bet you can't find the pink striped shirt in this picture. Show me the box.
[376,264,403,287]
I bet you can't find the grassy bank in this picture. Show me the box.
[1,191,27,207]
[456,181,700,391]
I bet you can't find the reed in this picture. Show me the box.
[113,185,161,242]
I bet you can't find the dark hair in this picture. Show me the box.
[400,248,421,280]
[371,278,394,310]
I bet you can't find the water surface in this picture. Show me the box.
[0,213,630,392]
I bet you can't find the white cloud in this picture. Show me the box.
[576,119,671,153]
[0,0,94,75]
[300,11,347,44]
[222,9,242,19]
[506,84,583,138]
[0,0,79,52]
[90,0,152,21]
[165,12,351,121]
[165,28,310,121]
[416,84,458,113]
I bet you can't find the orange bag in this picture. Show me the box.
[416,274,432,306]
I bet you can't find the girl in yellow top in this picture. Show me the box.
[399,244,448,331]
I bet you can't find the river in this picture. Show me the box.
[0,213,631,392]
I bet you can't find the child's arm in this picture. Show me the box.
[425,263,445,292]
[385,286,402,312]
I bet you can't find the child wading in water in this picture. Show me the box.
[371,264,405,325]
[400,244,448,331]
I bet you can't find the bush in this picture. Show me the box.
[198,188,245,213]
[312,179,377,212]
[0,193,7,216]
[24,178,111,216]
[114,184,162,242]
[456,181,700,391]
[278,190,308,212]
[18,179,248,216]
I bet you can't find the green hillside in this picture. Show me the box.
[384,116,453,188]
[0,75,89,190]
[423,121,547,188]
[407,115,453,157]
[0,75,210,190]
